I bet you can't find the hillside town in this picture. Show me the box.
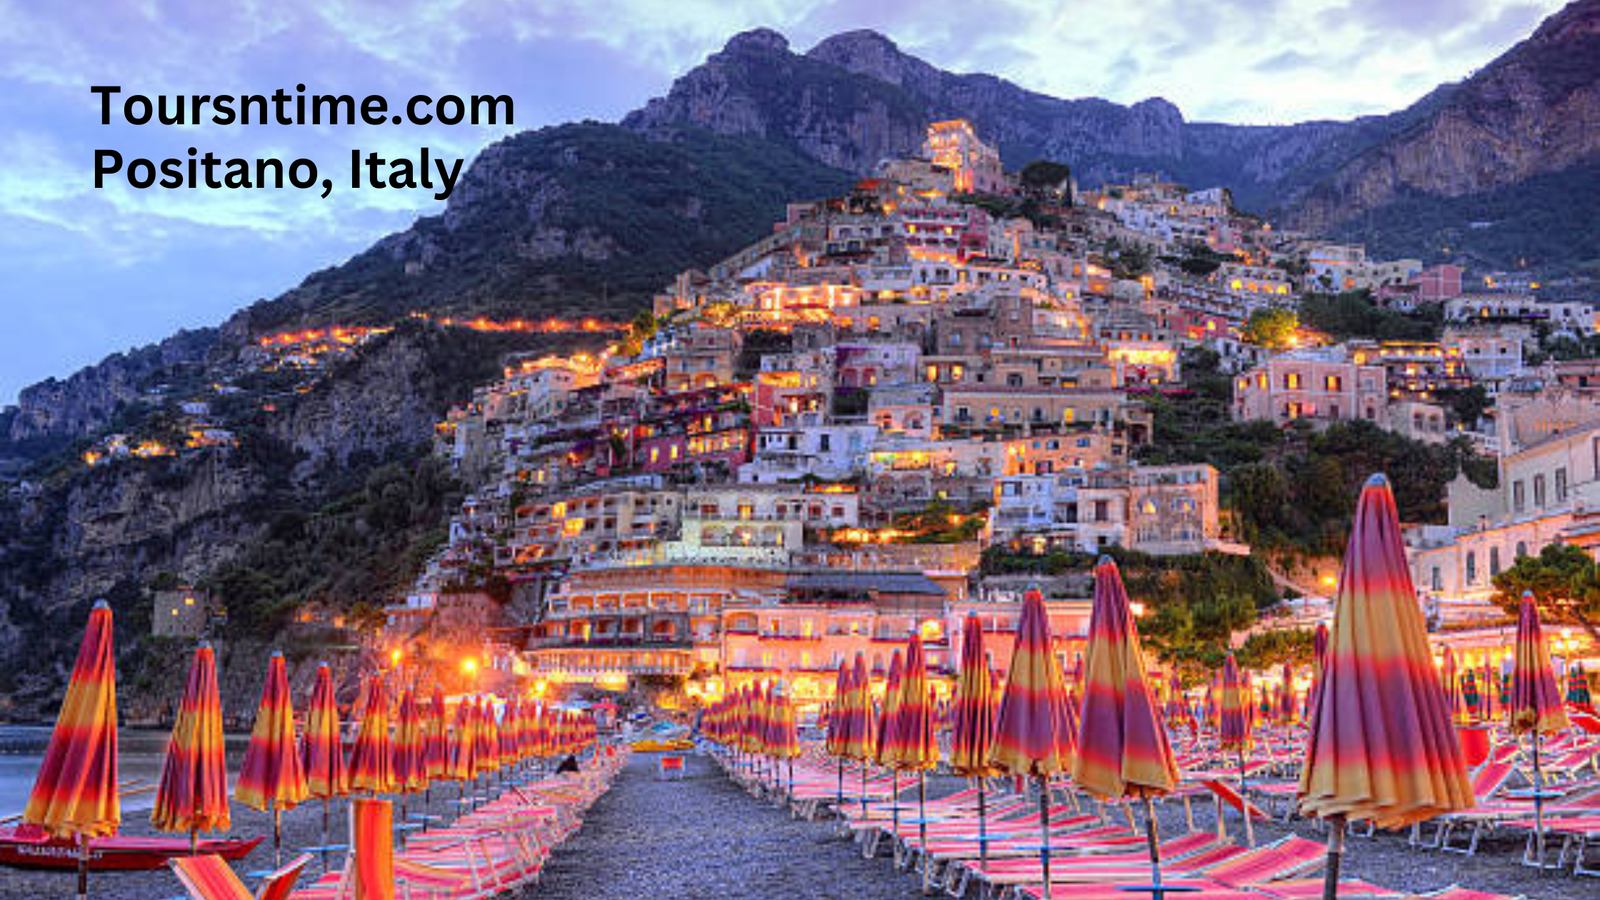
[354,120,1597,711]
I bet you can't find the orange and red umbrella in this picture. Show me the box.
[1073,556,1179,799]
[874,653,904,767]
[1073,556,1181,892]
[950,613,997,777]
[1218,654,1251,751]
[1510,591,1569,864]
[151,642,230,840]
[301,663,347,800]
[950,614,998,867]
[25,601,121,843]
[424,687,449,781]
[891,633,939,893]
[394,688,428,795]
[1511,593,1568,735]
[447,697,477,782]
[825,662,850,759]
[236,651,306,864]
[1299,474,1472,897]
[1440,647,1462,724]
[24,601,121,900]
[988,587,1076,900]
[347,675,396,795]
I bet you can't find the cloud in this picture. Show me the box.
[1253,50,1314,73]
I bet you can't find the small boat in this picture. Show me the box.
[0,825,263,871]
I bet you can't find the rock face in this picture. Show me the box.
[1286,0,1600,232]
[7,329,217,444]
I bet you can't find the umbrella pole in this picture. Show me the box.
[861,761,869,820]
[919,772,929,894]
[189,828,197,857]
[891,769,900,858]
[1038,775,1052,900]
[1238,748,1254,848]
[321,797,331,870]
[272,801,282,868]
[1320,816,1346,900]
[77,834,88,900]
[1532,732,1545,867]
[978,778,989,870]
[1144,796,1163,897]
[837,758,845,828]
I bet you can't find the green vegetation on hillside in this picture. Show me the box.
[250,124,856,330]
[1299,290,1442,342]
[1337,161,1600,277]
[981,546,1276,678]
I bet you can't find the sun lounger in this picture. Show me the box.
[170,853,312,900]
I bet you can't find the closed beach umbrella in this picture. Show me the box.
[347,675,396,795]
[23,601,120,900]
[826,661,851,813]
[424,688,449,781]
[1073,556,1181,894]
[236,651,306,864]
[1218,653,1255,845]
[447,697,477,782]
[301,662,347,854]
[841,653,876,818]
[1305,622,1329,721]
[474,697,500,778]
[875,652,905,767]
[1278,662,1297,725]
[951,614,998,867]
[394,688,428,795]
[987,588,1075,900]
[1298,474,1472,900]
[1510,592,1569,864]
[892,633,939,893]
[1440,647,1461,724]
[152,642,230,850]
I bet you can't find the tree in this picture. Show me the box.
[1019,160,1073,199]
[1491,542,1600,641]
[1236,628,1316,670]
[1241,307,1299,349]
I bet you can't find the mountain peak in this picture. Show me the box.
[807,29,920,86]
[721,27,790,56]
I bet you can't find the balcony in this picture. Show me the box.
[526,634,693,651]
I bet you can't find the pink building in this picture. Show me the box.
[1231,347,1388,425]
[1417,265,1464,302]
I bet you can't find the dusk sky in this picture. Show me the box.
[0,0,1565,403]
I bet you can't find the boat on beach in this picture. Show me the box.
[0,824,262,871]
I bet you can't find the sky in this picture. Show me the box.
[0,0,1566,404]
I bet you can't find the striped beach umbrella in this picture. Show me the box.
[23,601,119,900]
[892,633,939,893]
[1299,474,1472,900]
[302,664,347,799]
[424,688,449,781]
[347,675,396,795]
[301,662,347,855]
[1305,622,1329,721]
[498,698,521,769]
[447,696,476,782]
[1218,653,1255,845]
[825,661,851,813]
[1164,674,1191,733]
[1511,592,1569,864]
[1440,647,1461,724]
[988,587,1076,900]
[474,696,500,777]
[874,653,904,767]
[152,642,230,848]
[1073,556,1180,893]
[236,651,306,864]
[1278,662,1298,725]
[840,653,876,818]
[394,688,428,796]
[951,614,998,868]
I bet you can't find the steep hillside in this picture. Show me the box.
[246,123,855,333]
